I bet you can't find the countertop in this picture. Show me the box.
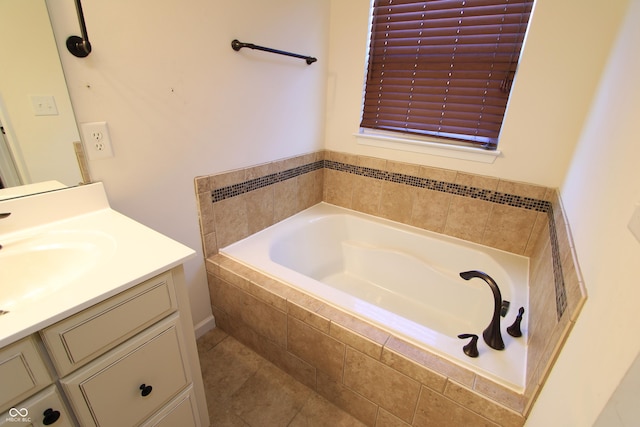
[0,183,195,347]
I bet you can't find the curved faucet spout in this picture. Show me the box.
[460,270,505,350]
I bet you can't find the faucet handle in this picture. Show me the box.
[507,307,525,337]
[458,333,479,358]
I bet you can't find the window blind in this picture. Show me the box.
[360,0,534,148]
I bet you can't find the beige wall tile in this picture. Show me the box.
[213,277,287,347]
[444,196,493,243]
[324,169,353,208]
[379,345,447,393]
[383,337,475,388]
[379,181,415,223]
[211,168,246,189]
[413,386,498,427]
[316,370,378,427]
[343,348,421,423]
[444,381,525,426]
[352,175,382,216]
[213,195,248,248]
[410,188,452,233]
[202,231,217,258]
[298,169,324,210]
[245,186,275,235]
[230,321,317,389]
[357,155,387,171]
[287,317,346,381]
[418,165,457,183]
[245,161,276,180]
[473,376,527,414]
[287,300,331,335]
[482,204,538,254]
[387,160,421,177]
[274,178,299,222]
[330,322,384,360]
[374,408,411,427]
[497,180,548,200]
[197,190,215,235]
[456,172,499,191]
[524,212,549,257]
[194,175,212,194]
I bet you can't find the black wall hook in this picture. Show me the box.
[67,0,92,57]
[231,39,317,65]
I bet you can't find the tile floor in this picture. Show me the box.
[197,328,367,427]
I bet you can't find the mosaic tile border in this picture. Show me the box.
[212,161,324,203]
[208,158,567,319]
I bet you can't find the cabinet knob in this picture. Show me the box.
[43,408,61,425]
[139,383,153,397]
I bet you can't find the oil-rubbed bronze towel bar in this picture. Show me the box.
[231,39,317,65]
[67,0,92,57]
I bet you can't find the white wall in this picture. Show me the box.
[46,0,330,332]
[527,0,640,424]
[325,0,628,188]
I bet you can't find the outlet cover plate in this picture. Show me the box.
[81,121,113,160]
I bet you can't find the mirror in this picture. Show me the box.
[0,0,83,197]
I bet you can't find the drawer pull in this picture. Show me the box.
[43,408,61,425]
[139,384,153,397]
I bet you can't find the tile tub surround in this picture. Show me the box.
[206,254,526,426]
[195,150,586,425]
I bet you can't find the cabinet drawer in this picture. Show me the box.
[0,385,73,427]
[61,314,190,427]
[41,271,177,376]
[141,386,199,427]
[0,335,52,413]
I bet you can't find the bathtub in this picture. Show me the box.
[222,202,529,392]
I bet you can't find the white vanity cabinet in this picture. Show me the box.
[0,266,208,427]
[0,385,74,427]
[0,335,52,413]
[42,267,207,427]
[0,184,208,427]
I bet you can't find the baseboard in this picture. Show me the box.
[194,314,216,338]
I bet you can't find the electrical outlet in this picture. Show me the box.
[81,121,113,160]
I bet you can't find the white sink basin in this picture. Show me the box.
[0,230,116,310]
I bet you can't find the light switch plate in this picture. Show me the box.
[30,95,58,116]
[628,202,640,244]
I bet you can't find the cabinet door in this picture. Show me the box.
[61,314,190,427]
[0,385,73,427]
[0,336,52,413]
[141,386,199,427]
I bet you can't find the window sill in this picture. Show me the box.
[354,130,501,164]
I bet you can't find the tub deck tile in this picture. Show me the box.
[329,322,385,360]
[383,336,476,389]
[444,381,525,427]
[287,300,331,334]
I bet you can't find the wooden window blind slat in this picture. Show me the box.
[360,0,534,147]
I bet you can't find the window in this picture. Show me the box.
[360,0,534,150]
